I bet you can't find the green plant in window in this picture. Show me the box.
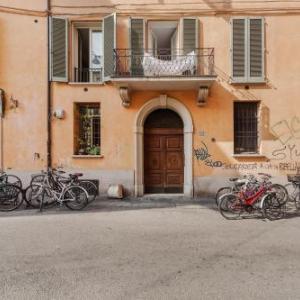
[87,145,100,155]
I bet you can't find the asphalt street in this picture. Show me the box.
[0,201,299,300]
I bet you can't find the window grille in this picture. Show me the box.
[75,103,101,155]
[234,102,258,154]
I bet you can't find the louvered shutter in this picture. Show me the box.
[182,18,198,54]
[50,17,68,82]
[103,13,116,81]
[231,17,264,82]
[130,18,144,76]
[232,18,246,81]
[249,18,264,81]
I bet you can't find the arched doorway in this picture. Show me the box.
[144,109,184,193]
[134,95,194,197]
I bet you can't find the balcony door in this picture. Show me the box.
[74,23,103,82]
[147,21,179,58]
[144,109,184,194]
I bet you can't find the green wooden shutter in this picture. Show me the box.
[182,18,198,54]
[231,17,264,83]
[232,18,246,80]
[249,18,264,81]
[130,18,144,76]
[50,17,68,82]
[103,13,116,81]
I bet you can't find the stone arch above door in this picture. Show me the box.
[134,95,194,197]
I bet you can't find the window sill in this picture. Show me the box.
[229,80,267,85]
[72,155,104,159]
[68,82,105,86]
[232,154,266,158]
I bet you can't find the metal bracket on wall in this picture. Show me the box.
[197,86,209,107]
[119,87,131,108]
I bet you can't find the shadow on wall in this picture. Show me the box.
[202,0,232,21]
[261,105,278,141]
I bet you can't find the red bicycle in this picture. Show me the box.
[218,173,288,220]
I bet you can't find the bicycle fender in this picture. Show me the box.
[259,192,274,209]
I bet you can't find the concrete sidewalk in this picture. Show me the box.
[0,195,216,217]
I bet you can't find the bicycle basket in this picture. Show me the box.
[287,174,300,183]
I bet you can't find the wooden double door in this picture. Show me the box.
[144,128,184,193]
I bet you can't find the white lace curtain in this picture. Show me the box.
[142,51,196,76]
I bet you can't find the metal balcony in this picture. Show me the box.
[111,48,216,92]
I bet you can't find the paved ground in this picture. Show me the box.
[0,197,300,300]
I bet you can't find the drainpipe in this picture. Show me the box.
[47,0,52,170]
[0,89,4,171]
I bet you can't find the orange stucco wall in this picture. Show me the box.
[0,2,48,172]
[1,1,300,194]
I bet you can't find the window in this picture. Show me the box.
[231,17,264,83]
[74,103,101,155]
[234,102,259,154]
[72,22,103,82]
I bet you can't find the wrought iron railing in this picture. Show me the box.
[113,48,215,78]
[74,68,102,83]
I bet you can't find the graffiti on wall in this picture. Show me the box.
[194,116,300,173]
[271,144,300,161]
[271,116,300,145]
[194,142,223,168]
[223,162,300,172]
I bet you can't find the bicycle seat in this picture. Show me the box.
[69,173,83,179]
[229,177,239,182]
[236,179,247,186]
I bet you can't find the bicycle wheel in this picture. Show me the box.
[215,187,232,206]
[24,184,44,208]
[0,184,23,211]
[269,184,288,205]
[64,186,88,210]
[284,183,298,203]
[30,174,45,185]
[79,181,98,203]
[25,184,56,208]
[294,192,300,210]
[218,193,243,220]
[262,193,285,220]
[0,175,22,189]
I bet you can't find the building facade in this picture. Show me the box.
[0,0,300,196]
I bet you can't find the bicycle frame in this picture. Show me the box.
[242,185,267,206]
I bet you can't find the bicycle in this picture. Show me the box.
[215,174,256,206]
[26,170,89,211]
[29,168,97,205]
[218,173,288,220]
